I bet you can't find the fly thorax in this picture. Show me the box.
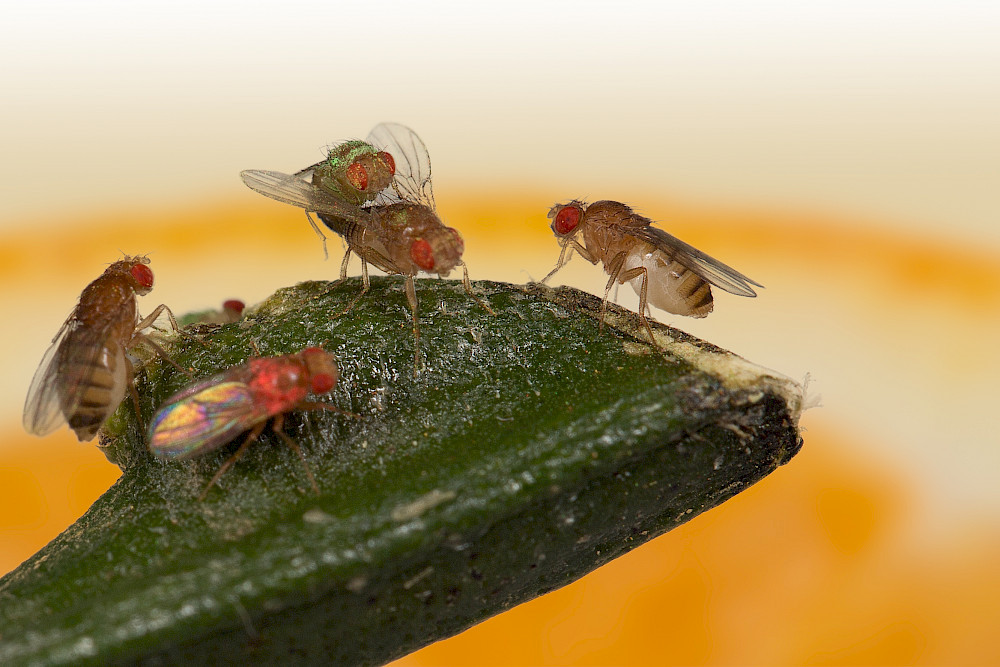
[77,277,135,327]
[378,203,413,231]
[248,359,308,408]
[587,200,635,223]
[580,224,622,267]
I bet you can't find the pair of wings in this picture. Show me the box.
[627,224,763,298]
[241,124,761,298]
[22,301,132,437]
[240,122,436,223]
[147,379,272,460]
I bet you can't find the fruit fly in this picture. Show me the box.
[147,346,355,498]
[23,255,182,441]
[543,200,762,343]
[240,123,493,373]
[187,299,246,325]
[240,123,399,261]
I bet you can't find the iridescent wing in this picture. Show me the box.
[628,225,763,297]
[23,303,129,437]
[366,123,435,209]
[240,169,372,224]
[148,380,269,460]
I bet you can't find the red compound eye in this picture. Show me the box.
[377,151,395,176]
[130,263,154,289]
[302,347,336,391]
[553,206,581,235]
[223,299,245,315]
[311,373,335,394]
[410,238,435,271]
[346,161,369,191]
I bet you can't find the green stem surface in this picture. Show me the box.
[0,278,803,666]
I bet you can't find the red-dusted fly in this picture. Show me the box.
[147,347,354,498]
[23,255,181,441]
[543,200,762,342]
[240,123,493,373]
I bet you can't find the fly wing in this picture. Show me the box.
[628,226,763,297]
[240,169,370,223]
[366,123,435,210]
[291,158,327,183]
[23,315,77,435]
[148,380,267,460]
[23,301,130,437]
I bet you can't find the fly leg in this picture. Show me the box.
[131,331,193,378]
[600,251,629,332]
[603,253,659,346]
[138,302,192,345]
[405,275,422,376]
[198,421,267,500]
[541,238,594,284]
[271,414,319,496]
[137,303,181,334]
[282,402,361,493]
[338,248,352,282]
[305,211,330,260]
[133,304,197,377]
[615,264,658,347]
[124,358,144,431]
[332,258,370,319]
[297,401,360,419]
[460,262,495,315]
[128,384,142,427]
[541,243,572,284]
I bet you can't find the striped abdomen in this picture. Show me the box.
[317,211,399,274]
[58,336,128,441]
[623,245,714,318]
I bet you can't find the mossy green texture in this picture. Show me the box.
[0,278,802,665]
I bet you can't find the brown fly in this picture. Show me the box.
[543,200,762,342]
[23,255,184,441]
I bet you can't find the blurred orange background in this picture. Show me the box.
[3,3,999,664]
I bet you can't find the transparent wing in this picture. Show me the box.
[22,318,74,435]
[22,310,118,436]
[366,123,435,209]
[240,169,370,223]
[148,380,267,460]
[291,158,326,183]
[629,226,763,297]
